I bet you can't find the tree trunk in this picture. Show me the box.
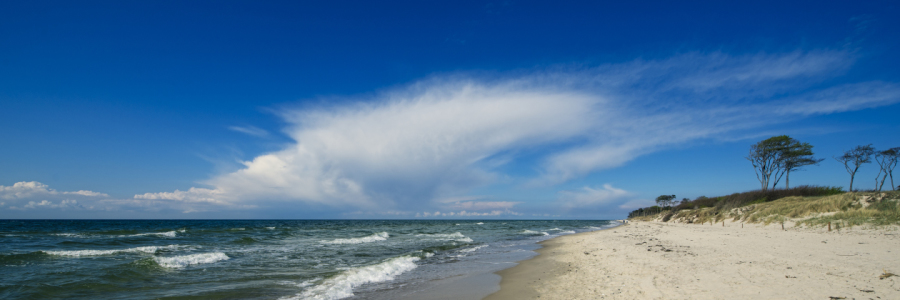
[850,173,855,191]
[891,171,896,191]
[786,170,790,189]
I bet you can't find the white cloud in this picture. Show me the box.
[0,181,243,215]
[228,125,270,137]
[133,50,899,215]
[415,209,522,217]
[0,181,109,200]
[134,187,227,204]
[555,184,633,210]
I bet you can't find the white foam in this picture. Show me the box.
[522,230,549,236]
[153,252,229,268]
[549,228,562,231]
[122,231,177,238]
[476,222,484,225]
[459,245,487,253]
[44,245,180,257]
[559,230,576,234]
[230,228,246,231]
[281,256,420,300]
[266,227,276,230]
[322,232,389,245]
[415,232,473,243]
[52,233,84,238]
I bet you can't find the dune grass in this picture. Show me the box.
[633,190,900,229]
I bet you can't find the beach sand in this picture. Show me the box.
[485,221,900,299]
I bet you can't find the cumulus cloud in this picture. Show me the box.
[0,181,248,216]
[0,181,107,211]
[134,50,900,215]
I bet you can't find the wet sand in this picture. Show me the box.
[485,221,900,299]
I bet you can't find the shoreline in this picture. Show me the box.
[484,222,625,299]
[484,220,900,299]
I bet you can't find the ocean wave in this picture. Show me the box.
[415,232,473,243]
[321,232,389,245]
[476,222,484,225]
[559,230,576,234]
[126,231,177,238]
[459,245,487,253]
[153,252,229,268]
[521,230,549,236]
[52,233,85,238]
[281,256,420,300]
[43,245,181,257]
[266,227,276,230]
[548,228,562,231]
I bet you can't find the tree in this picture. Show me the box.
[875,147,900,192]
[835,144,875,191]
[747,136,792,191]
[780,141,824,189]
[656,194,676,208]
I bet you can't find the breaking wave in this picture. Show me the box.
[153,252,229,268]
[521,230,549,236]
[43,245,181,257]
[415,232,473,243]
[281,256,420,300]
[322,232,389,245]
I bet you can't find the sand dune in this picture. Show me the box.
[486,221,900,299]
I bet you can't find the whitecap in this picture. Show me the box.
[52,233,84,238]
[44,245,181,257]
[280,256,420,300]
[415,232,473,243]
[459,245,487,253]
[559,230,576,234]
[521,230,549,236]
[476,222,484,225]
[121,231,177,238]
[153,252,229,268]
[321,232,389,245]
[266,227,276,230]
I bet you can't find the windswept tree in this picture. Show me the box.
[875,147,900,191]
[835,144,875,191]
[656,194,676,208]
[747,136,792,191]
[781,141,824,189]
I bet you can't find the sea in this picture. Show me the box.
[0,219,618,300]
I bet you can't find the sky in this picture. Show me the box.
[1,0,898,219]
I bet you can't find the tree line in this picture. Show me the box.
[627,136,898,219]
[747,135,899,192]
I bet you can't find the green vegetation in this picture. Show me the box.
[628,188,900,228]
[627,136,900,228]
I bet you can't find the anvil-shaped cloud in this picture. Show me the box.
[126,51,898,216]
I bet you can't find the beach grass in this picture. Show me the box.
[637,190,900,228]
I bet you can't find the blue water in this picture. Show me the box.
[0,220,617,299]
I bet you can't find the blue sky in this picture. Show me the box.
[1,1,898,219]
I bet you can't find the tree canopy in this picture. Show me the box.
[747,135,821,191]
[835,144,875,191]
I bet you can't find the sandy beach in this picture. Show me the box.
[486,221,900,299]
